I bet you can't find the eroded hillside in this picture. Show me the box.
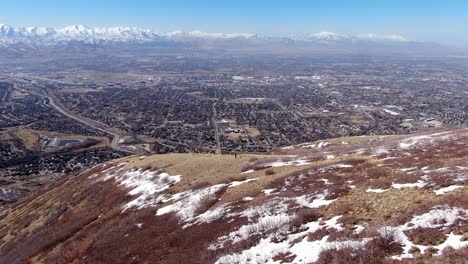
[0,129,467,263]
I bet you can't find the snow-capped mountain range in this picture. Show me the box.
[0,23,411,46]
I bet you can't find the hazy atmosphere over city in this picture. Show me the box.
[0,1,467,264]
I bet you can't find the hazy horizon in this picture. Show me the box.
[1,0,468,45]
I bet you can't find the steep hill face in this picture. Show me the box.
[0,129,467,263]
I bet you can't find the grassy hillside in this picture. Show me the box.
[0,129,467,263]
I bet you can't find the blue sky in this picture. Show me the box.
[1,0,468,44]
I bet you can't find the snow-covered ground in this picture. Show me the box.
[388,206,468,259]
[101,169,181,210]
[213,215,373,264]
[433,185,464,195]
[391,180,427,189]
[213,205,468,263]
[366,188,389,193]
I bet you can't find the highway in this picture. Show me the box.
[12,85,136,154]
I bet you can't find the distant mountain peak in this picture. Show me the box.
[0,23,429,53]
[0,24,15,36]
[310,31,344,40]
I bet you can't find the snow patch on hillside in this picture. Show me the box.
[386,206,468,259]
[213,215,368,264]
[392,180,427,189]
[156,184,226,222]
[434,185,463,195]
[366,188,389,193]
[155,177,258,226]
[102,169,181,210]
[295,193,336,208]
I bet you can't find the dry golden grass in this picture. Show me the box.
[245,126,261,137]
[0,130,14,141]
[349,114,368,125]
[120,153,264,192]
[9,90,30,99]
[15,129,40,149]
[324,187,439,224]
[116,152,348,200]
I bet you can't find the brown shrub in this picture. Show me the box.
[392,172,421,184]
[441,246,468,264]
[86,207,242,264]
[266,175,288,190]
[452,218,468,236]
[219,234,262,257]
[368,178,392,189]
[345,158,367,166]
[193,186,227,216]
[426,173,457,187]
[404,227,446,246]
[53,232,98,262]
[388,206,429,227]
[265,169,276,175]
[358,226,380,238]
[307,228,329,241]
[408,246,421,255]
[441,194,468,209]
[325,185,351,200]
[327,228,358,242]
[319,248,354,264]
[366,227,404,256]
[337,215,359,227]
[272,252,296,262]
[364,166,389,180]
[291,208,321,227]
[333,203,353,217]
[193,196,219,216]
[425,247,439,256]
[15,212,39,229]
[316,246,381,264]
